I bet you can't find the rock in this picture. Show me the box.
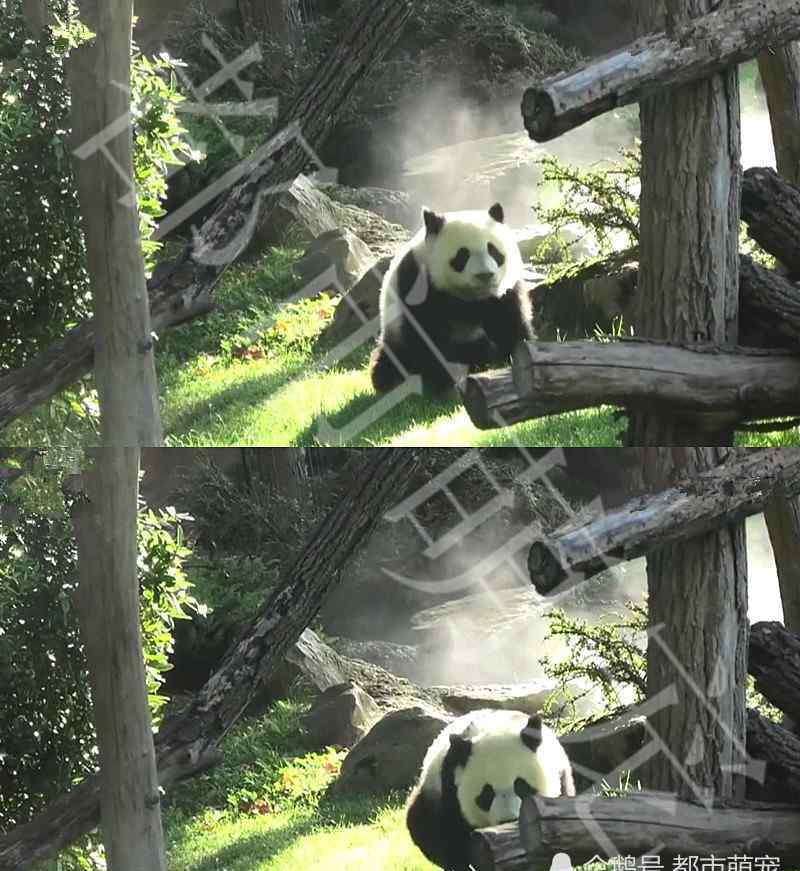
[334,705,451,794]
[322,256,391,344]
[249,174,340,255]
[583,266,638,324]
[294,228,376,296]
[303,681,381,748]
[331,203,409,259]
[326,185,421,229]
[435,680,556,716]
[563,713,646,792]
[330,638,419,682]
[516,224,599,265]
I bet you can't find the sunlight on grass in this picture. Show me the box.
[167,807,437,871]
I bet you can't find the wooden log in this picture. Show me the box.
[471,823,532,871]
[514,792,800,866]
[525,450,800,594]
[508,339,800,425]
[742,167,800,278]
[746,709,800,803]
[521,0,800,142]
[749,622,800,726]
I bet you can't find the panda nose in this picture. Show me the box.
[475,272,495,282]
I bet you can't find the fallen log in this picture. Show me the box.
[524,449,800,594]
[0,0,417,432]
[521,0,800,142]
[472,791,800,871]
[0,449,419,870]
[747,709,800,804]
[742,167,800,277]
[749,622,800,726]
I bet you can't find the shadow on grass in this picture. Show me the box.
[294,384,462,446]
[175,816,318,871]
[163,356,310,443]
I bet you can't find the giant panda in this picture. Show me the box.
[369,202,534,396]
[406,709,575,871]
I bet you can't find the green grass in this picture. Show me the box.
[158,691,436,871]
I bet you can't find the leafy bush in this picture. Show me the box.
[0,499,202,828]
[0,0,193,369]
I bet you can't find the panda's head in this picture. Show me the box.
[419,202,523,300]
[446,713,550,828]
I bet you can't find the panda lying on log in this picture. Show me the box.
[369,203,534,396]
[406,709,575,871]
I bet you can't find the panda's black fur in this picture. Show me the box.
[369,202,534,396]
[406,709,575,871]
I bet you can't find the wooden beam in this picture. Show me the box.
[742,167,800,278]
[750,622,800,725]
[525,450,800,594]
[472,792,800,871]
[521,0,800,142]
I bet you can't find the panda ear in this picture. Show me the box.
[448,733,473,766]
[521,715,542,752]
[489,202,504,224]
[423,208,446,237]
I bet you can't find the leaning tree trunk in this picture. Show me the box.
[754,47,800,636]
[68,449,166,871]
[0,0,418,432]
[239,0,301,43]
[0,448,420,870]
[66,0,163,446]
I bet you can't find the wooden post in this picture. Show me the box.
[69,449,166,871]
[67,0,163,446]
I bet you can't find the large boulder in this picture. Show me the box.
[563,713,646,792]
[321,256,391,346]
[294,228,376,296]
[333,705,451,794]
[326,185,421,230]
[330,638,419,682]
[303,681,381,749]
[434,680,556,716]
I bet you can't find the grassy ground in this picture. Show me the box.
[161,691,436,871]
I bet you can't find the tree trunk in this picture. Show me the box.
[67,0,163,446]
[0,448,420,870]
[241,448,308,500]
[69,449,166,871]
[0,0,417,433]
[758,44,800,186]
[753,45,800,640]
[635,449,749,800]
[239,0,301,43]
[749,622,800,724]
[527,450,800,594]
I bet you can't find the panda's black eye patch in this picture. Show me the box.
[450,247,471,273]
[476,784,495,812]
[487,242,505,266]
[514,777,536,800]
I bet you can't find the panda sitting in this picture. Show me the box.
[369,202,534,396]
[406,709,575,871]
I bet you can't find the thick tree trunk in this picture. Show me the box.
[69,449,166,871]
[741,167,800,278]
[526,450,800,594]
[635,449,748,800]
[521,0,800,142]
[241,448,308,500]
[239,0,301,43]
[0,449,419,870]
[0,0,417,434]
[472,791,800,871]
[758,44,800,187]
[67,0,163,446]
[746,708,800,801]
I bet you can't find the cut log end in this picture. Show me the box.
[522,87,557,142]
[527,541,567,594]
[460,375,499,430]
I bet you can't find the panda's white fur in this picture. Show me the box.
[406,709,574,870]
[369,203,533,396]
[379,209,525,338]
